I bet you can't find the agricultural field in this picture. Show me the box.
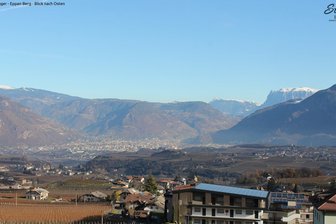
[0,203,112,222]
[0,182,117,223]
[279,176,335,186]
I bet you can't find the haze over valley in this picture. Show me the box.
[0,84,325,149]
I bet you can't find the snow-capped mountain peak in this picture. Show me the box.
[263,87,318,107]
[277,87,318,93]
[209,99,259,116]
[0,85,15,90]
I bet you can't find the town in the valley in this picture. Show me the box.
[1,143,336,224]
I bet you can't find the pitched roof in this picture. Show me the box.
[174,184,194,191]
[125,192,153,204]
[318,194,336,211]
[26,187,49,194]
[126,188,140,194]
[159,178,173,183]
[91,191,107,199]
[195,183,269,199]
[36,188,49,194]
[154,195,165,208]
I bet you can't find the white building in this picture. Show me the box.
[26,188,49,200]
[79,191,108,202]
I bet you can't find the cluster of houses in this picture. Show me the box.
[114,188,165,220]
[0,177,34,190]
[20,180,336,224]
[2,170,336,224]
[1,162,93,178]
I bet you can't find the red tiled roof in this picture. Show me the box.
[318,194,336,211]
[125,193,153,204]
[159,178,173,183]
[173,184,194,191]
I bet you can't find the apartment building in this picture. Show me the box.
[169,183,269,224]
[267,192,313,224]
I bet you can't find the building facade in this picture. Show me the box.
[267,192,313,224]
[313,194,336,224]
[170,183,269,224]
[26,188,49,200]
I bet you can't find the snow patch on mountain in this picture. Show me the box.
[209,99,259,116]
[0,85,15,90]
[276,87,318,93]
[262,87,319,107]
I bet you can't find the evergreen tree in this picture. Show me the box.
[267,177,277,191]
[293,184,300,193]
[144,175,158,194]
[329,179,336,191]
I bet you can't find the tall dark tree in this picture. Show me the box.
[144,175,158,194]
[267,177,277,191]
[329,179,336,191]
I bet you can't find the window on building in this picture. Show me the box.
[230,197,242,206]
[230,210,234,217]
[217,221,224,224]
[246,198,258,208]
[211,194,224,205]
[235,209,242,215]
[194,219,201,224]
[202,208,206,216]
[193,192,205,202]
[217,208,224,214]
[194,207,201,213]
[254,211,259,219]
[246,210,254,215]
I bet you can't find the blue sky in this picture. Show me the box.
[0,0,335,103]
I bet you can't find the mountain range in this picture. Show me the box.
[0,96,77,147]
[0,84,334,147]
[209,99,258,117]
[212,84,336,146]
[0,87,238,145]
[210,87,317,117]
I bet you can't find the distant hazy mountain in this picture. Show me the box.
[0,87,79,114]
[261,87,318,108]
[0,87,238,141]
[209,88,317,117]
[209,99,258,116]
[212,84,336,146]
[0,96,77,147]
[1,85,323,145]
[0,85,14,90]
[41,99,239,140]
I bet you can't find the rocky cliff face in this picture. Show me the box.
[261,87,318,108]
